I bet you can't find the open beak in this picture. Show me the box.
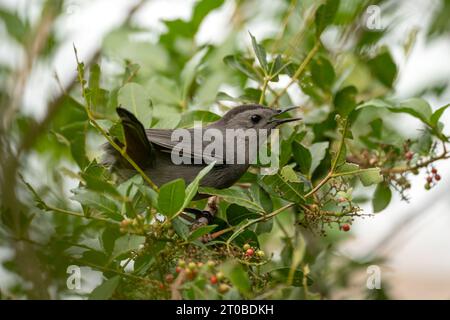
[269,106,302,125]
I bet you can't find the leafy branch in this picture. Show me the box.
[73,46,159,193]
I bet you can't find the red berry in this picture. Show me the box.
[159,283,165,289]
[245,248,254,256]
[405,151,413,160]
[342,224,350,232]
[431,168,437,174]
[435,174,441,181]
[210,275,218,285]
[426,176,433,183]
[175,266,182,273]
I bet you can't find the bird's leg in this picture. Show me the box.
[183,208,214,225]
[183,196,219,242]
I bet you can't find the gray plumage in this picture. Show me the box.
[102,104,300,194]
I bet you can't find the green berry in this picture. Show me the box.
[218,283,230,294]
[216,271,224,281]
[188,262,197,270]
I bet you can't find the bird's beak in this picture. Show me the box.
[269,106,302,125]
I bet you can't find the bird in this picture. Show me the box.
[102,104,301,221]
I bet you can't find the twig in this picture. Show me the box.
[304,119,349,198]
[43,204,119,225]
[170,269,186,300]
[270,41,320,107]
[73,46,159,193]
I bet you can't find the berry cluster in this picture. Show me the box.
[425,167,441,190]
[163,259,231,294]
[242,243,265,260]
[119,215,147,234]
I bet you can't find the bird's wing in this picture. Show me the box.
[146,128,224,164]
[115,107,155,167]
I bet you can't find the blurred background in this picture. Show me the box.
[0,0,449,299]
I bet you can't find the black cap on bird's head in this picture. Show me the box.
[217,104,302,129]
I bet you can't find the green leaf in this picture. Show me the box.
[394,98,433,125]
[198,187,264,213]
[220,261,251,297]
[310,56,335,90]
[223,55,262,81]
[172,218,190,240]
[334,86,357,117]
[112,234,146,260]
[136,184,158,208]
[60,121,89,170]
[158,179,186,218]
[177,110,220,128]
[358,168,383,186]
[249,32,268,73]
[191,0,225,30]
[88,63,108,114]
[187,225,218,241]
[336,162,360,174]
[292,142,312,176]
[259,173,305,204]
[268,55,290,81]
[71,190,122,221]
[357,98,438,129]
[255,219,273,235]
[281,166,301,183]
[309,142,329,175]
[367,49,397,88]
[101,228,121,256]
[89,276,120,300]
[249,184,273,213]
[226,204,260,226]
[180,47,208,101]
[233,229,259,248]
[118,82,152,126]
[430,104,450,127]
[372,183,392,213]
[315,0,340,37]
[0,9,28,43]
[183,162,216,208]
[146,76,181,106]
[81,162,120,197]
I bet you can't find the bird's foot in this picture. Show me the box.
[184,207,215,225]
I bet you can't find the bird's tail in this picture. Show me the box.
[102,107,154,175]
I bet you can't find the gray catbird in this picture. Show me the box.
[103,104,300,194]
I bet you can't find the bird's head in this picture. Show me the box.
[216,104,302,130]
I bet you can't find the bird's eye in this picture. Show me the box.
[250,114,261,124]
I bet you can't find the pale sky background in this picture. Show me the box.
[0,0,449,299]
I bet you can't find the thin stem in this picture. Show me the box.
[259,78,269,104]
[226,203,294,247]
[304,171,332,198]
[304,119,349,198]
[44,204,119,225]
[73,46,159,192]
[270,41,320,107]
[382,151,450,175]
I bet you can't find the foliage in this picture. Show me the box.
[0,0,449,300]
